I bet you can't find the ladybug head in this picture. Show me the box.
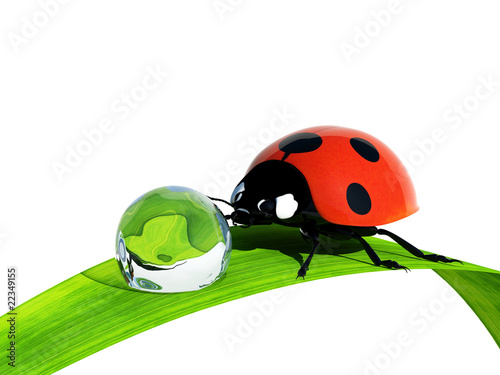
[229,160,312,227]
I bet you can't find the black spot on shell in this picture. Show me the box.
[279,132,322,161]
[350,137,379,162]
[346,183,371,215]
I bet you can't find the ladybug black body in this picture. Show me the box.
[227,126,460,278]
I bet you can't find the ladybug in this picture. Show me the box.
[222,126,461,279]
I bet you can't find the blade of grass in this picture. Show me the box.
[1,225,499,374]
[434,269,500,347]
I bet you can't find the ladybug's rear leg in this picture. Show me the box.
[350,233,410,272]
[377,228,462,264]
[297,223,320,279]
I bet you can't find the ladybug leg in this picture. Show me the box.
[315,224,409,271]
[377,228,463,264]
[351,233,410,272]
[297,224,320,280]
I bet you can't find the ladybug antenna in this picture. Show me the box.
[207,196,234,208]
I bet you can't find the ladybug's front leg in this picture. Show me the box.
[297,223,320,279]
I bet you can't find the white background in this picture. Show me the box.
[1,0,500,374]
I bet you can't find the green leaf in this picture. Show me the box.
[1,225,499,374]
[435,269,500,347]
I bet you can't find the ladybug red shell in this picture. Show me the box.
[246,126,418,227]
